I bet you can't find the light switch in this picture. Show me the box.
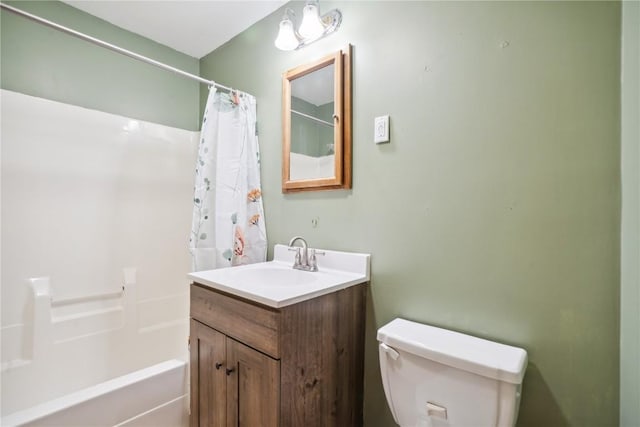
[374,115,390,144]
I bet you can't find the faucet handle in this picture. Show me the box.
[308,249,323,271]
[290,247,302,267]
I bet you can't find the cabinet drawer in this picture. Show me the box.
[190,283,280,358]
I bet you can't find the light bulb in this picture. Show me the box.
[299,2,325,39]
[274,18,299,51]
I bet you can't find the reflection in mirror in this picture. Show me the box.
[282,45,352,193]
[290,63,335,181]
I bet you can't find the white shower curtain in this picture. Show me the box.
[189,88,267,271]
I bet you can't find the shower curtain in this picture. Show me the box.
[189,88,267,271]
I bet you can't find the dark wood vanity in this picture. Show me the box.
[189,281,367,427]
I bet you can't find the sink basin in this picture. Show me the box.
[188,244,371,308]
[229,265,317,287]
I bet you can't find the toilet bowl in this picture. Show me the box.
[377,318,527,427]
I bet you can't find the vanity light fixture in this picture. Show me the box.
[274,1,342,51]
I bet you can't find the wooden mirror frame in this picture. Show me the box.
[282,45,352,193]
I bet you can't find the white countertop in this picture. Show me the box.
[188,244,370,308]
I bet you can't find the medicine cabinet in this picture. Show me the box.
[281,45,352,192]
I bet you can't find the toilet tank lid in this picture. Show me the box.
[377,318,528,384]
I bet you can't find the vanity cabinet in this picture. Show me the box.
[189,281,367,427]
[190,319,279,427]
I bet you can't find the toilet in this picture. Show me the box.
[377,318,527,427]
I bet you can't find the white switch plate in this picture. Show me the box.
[374,115,390,144]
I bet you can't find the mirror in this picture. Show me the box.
[282,45,352,192]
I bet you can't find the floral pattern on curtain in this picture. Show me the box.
[189,88,267,271]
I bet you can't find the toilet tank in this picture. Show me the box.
[377,318,527,427]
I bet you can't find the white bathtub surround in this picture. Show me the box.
[289,152,335,180]
[1,359,188,427]
[1,90,194,419]
[189,88,267,272]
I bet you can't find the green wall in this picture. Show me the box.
[1,1,200,130]
[201,1,621,426]
[620,1,640,425]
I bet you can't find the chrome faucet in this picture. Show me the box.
[288,236,318,272]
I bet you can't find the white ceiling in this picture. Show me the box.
[62,1,286,59]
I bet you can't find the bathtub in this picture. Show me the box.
[1,359,188,427]
[1,91,197,426]
[0,277,190,427]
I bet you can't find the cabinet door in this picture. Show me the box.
[190,319,227,427]
[226,338,280,427]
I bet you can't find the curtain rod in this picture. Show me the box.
[291,109,335,127]
[0,2,235,93]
